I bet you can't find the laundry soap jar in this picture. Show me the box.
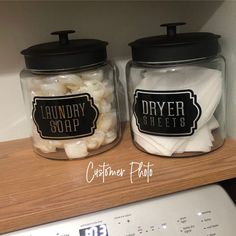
[20,30,121,160]
[126,23,226,157]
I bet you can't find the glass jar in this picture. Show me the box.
[126,23,226,157]
[20,30,121,160]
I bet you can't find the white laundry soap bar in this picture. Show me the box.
[86,139,98,150]
[32,125,56,153]
[31,79,66,97]
[103,130,117,145]
[32,135,56,153]
[29,77,46,97]
[39,75,68,96]
[80,69,104,82]
[99,99,112,113]
[97,112,116,132]
[78,80,105,101]
[51,140,65,149]
[64,140,88,159]
[86,130,105,150]
[103,81,115,104]
[103,83,114,98]
[59,74,83,92]
[33,141,56,153]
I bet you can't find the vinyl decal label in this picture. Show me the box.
[32,93,99,140]
[133,89,201,137]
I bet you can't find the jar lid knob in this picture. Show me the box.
[51,30,75,45]
[160,22,186,37]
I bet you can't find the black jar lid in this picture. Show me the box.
[129,23,221,63]
[21,30,108,71]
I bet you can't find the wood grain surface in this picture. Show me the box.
[0,125,236,234]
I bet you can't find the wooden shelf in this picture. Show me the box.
[1,125,236,234]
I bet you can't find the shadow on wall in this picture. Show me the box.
[0,1,224,75]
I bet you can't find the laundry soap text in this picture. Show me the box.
[32,93,98,139]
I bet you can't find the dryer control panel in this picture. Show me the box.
[3,185,236,236]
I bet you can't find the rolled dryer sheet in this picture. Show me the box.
[175,116,220,153]
[132,115,219,156]
[132,66,223,156]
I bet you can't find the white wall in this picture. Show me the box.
[0,1,228,141]
[199,1,236,139]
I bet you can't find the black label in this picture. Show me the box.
[32,93,99,140]
[133,89,201,137]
